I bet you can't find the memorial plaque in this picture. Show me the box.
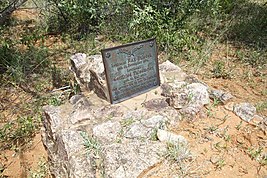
[101,38,160,104]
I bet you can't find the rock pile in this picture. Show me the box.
[42,54,263,177]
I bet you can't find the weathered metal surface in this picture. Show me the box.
[101,38,160,104]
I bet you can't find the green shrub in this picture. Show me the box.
[0,116,38,149]
[0,0,9,11]
[46,0,110,35]
[45,0,233,50]
[0,35,49,83]
[44,0,267,68]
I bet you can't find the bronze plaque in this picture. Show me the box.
[101,38,160,104]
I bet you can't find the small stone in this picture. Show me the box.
[179,104,202,118]
[209,89,233,104]
[70,54,108,99]
[70,53,87,68]
[124,123,150,139]
[160,108,181,124]
[161,82,209,113]
[159,60,182,72]
[236,136,245,144]
[159,61,188,83]
[184,75,202,84]
[224,102,235,111]
[258,116,267,132]
[143,98,169,110]
[69,94,83,105]
[161,83,174,97]
[186,83,210,106]
[157,129,187,144]
[233,103,256,122]
[210,154,221,164]
[252,115,265,125]
[170,92,189,109]
[141,115,168,129]
[221,94,233,103]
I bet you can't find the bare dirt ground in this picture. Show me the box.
[0,134,47,177]
[0,9,266,178]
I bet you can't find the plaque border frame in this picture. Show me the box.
[101,38,160,104]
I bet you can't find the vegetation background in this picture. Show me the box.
[0,0,266,177]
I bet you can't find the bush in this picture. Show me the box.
[46,0,234,49]
[46,0,110,35]
[124,0,237,53]
[0,116,38,149]
[47,0,267,67]
[0,0,9,10]
[0,34,49,83]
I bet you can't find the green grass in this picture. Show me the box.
[0,116,38,150]
[150,128,158,141]
[212,61,232,79]
[235,121,243,130]
[206,125,218,134]
[165,142,191,163]
[120,118,135,127]
[247,146,266,166]
[29,158,49,178]
[0,14,72,152]
[0,28,50,90]
[80,131,105,176]
[227,1,267,49]
[81,131,102,157]
[256,101,267,113]
[215,159,226,169]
